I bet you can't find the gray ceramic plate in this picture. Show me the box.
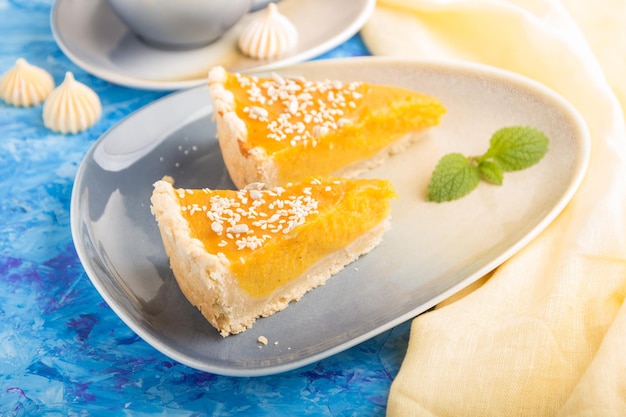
[51,0,375,90]
[70,58,590,376]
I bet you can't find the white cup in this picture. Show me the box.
[107,0,253,49]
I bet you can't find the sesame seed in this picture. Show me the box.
[288,98,299,114]
[249,189,263,200]
[272,72,285,85]
[249,106,269,120]
[228,224,249,234]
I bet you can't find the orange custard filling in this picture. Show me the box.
[175,177,396,298]
[224,72,446,184]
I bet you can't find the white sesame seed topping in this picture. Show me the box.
[211,221,224,234]
[235,72,363,148]
[249,106,269,121]
[227,224,249,234]
[177,180,341,251]
[249,189,263,200]
[272,72,285,85]
[288,98,299,114]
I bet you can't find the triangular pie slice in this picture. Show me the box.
[208,66,446,189]
[150,176,396,336]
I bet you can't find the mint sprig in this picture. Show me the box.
[427,126,549,202]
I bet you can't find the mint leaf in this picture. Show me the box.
[478,160,503,185]
[427,153,481,202]
[483,126,549,171]
[426,125,549,202]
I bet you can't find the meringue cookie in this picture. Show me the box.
[238,3,298,60]
[0,58,54,107]
[43,72,102,134]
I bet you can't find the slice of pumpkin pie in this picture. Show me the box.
[208,66,446,189]
[150,176,396,336]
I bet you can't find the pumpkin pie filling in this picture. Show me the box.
[175,177,396,298]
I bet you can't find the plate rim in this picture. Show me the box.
[70,56,591,376]
[50,0,376,91]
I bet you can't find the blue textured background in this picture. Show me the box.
[0,1,412,415]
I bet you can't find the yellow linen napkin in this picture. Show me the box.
[361,0,626,415]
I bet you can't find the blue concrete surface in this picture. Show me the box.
[0,1,412,415]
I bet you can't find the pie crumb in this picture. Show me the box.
[257,335,268,345]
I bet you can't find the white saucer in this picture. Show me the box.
[50,0,375,90]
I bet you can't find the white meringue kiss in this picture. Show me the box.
[238,3,298,60]
[43,72,102,134]
[0,58,54,107]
